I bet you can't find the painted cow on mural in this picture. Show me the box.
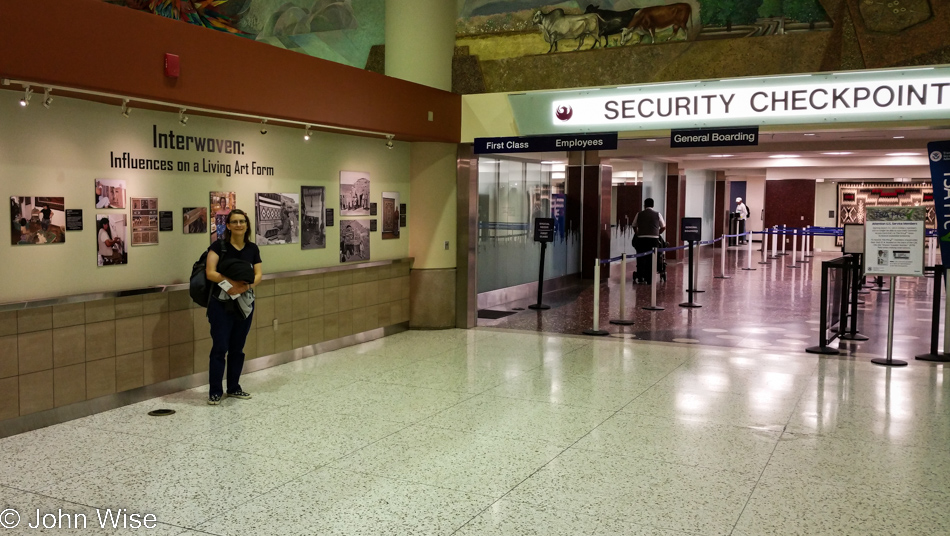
[584,4,640,47]
[619,2,693,45]
[532,9,601,53]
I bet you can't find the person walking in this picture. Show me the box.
[735,197,750,243]
[203,209,262,405]
[632,198,666,284]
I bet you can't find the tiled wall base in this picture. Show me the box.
[0,322,408,439]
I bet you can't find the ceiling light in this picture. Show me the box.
[178,108,188,126]
[769,154,801,158]
[885,152,921,156]
[892,136,905,139]
[385,134,394,149]
[803,133,815,136]
[121,99,130,118]
[19,86,32,107]
[260,119,267,135]
[709,154,733,158]
[821,152,852,155]
[42,88,52,109]
[303,125,311,141]
[646,138,657,142]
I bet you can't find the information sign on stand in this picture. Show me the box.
[864,206,925,367]
[680,218,702,308]
[529,218,555,310]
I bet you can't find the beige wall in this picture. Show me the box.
[409,142,457,269]
[0,92,411,303]
[385,0,456,91]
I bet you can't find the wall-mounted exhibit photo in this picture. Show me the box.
[183,207,207,234]
[255,193,300,245]
[340,171,371,216]
[131,197,158,246]
[210,191,236,244]
[96,213,127,266]
[10,196,66,245]
[381,191,400,239]
[340,219,370,263]
[95,178,126,209]
[301,186,326,250]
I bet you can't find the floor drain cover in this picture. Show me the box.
[147,409,176,417]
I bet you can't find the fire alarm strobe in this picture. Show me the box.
[164,53,180,78]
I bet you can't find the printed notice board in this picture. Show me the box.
[864,206,925,277]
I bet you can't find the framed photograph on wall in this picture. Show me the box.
[339,219,370,263]
[10,196,66,245]
[340,171,370,216]
[210,191,236,245]
[95,179,126,209]
[131,197,158,245]
[382,191,400,239]
[96,213,127,266]
[183,207,207,234]
[255,193,300,245]
[301,186,326,250]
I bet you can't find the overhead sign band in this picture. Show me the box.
[474,133,618,154]
[670,127,759,148]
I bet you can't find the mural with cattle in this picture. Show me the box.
[458,1,831,54]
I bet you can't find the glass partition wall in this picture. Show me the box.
[476,156,580,294]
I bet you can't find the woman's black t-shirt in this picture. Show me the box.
[210,240,262,266]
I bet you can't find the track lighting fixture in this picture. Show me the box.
[121,99,131,118]
[304,125,311,141]
[385,134,394,149]
[179,108,188,126]
[20,86,32,107]
[42,88,52,109]
[260,119,268,135]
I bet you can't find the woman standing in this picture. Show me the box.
[204,209,262,405]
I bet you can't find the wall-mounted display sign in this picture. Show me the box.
[66,209,83,231]
[382,192,400,239]
[301,186,326,250]
[670,127,758,148]
[131,197,158,246]
[474,133,618,154]
[509,67,950,134]
[325,208,334,227]
[864,206,925,277]
[369,202,377,216]
[159,211,173,231]
[370,219,377,232]
[10,196,66,245]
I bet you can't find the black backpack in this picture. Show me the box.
[189,240,226,307]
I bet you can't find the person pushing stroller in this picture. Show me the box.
[632,198,666,285]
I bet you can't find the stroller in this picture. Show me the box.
[632,236,668,283]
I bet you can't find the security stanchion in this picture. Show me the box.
[788,229,799,268]
[917,265,950,362]
[770,225,779,259]
[779,224,788,256]
[927,236,936,275]
[840,254,869,342]
[759,230,770,264]
[742,232,756,271]
[679,241,702,308]
[583,259,610,336]
[610,255,635,326]
[716,234,731,279]
[871,276,908,367]
[643,248,665,311]
[800,226,810,263]
[528,240,551,310]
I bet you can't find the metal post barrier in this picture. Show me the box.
[806,259,842,355]
[917,265,950,361]
[840,254,869,342]
[804,226,814,259]
[759,230,770,264]
[871,275,908,367]
[928,236,937,273]
[788,229,799,268]
[798,225,811,263]
[644,248,664,311]
[771,225,779,259]
[780,224,788,256]
[583,259,609,336]
[743,232,756,271]
[610,255,635,326]
[716,234,730,279]
[679,241,701,308]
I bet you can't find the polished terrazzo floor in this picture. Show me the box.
[2,325,950,535]
[481,245,944,362]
